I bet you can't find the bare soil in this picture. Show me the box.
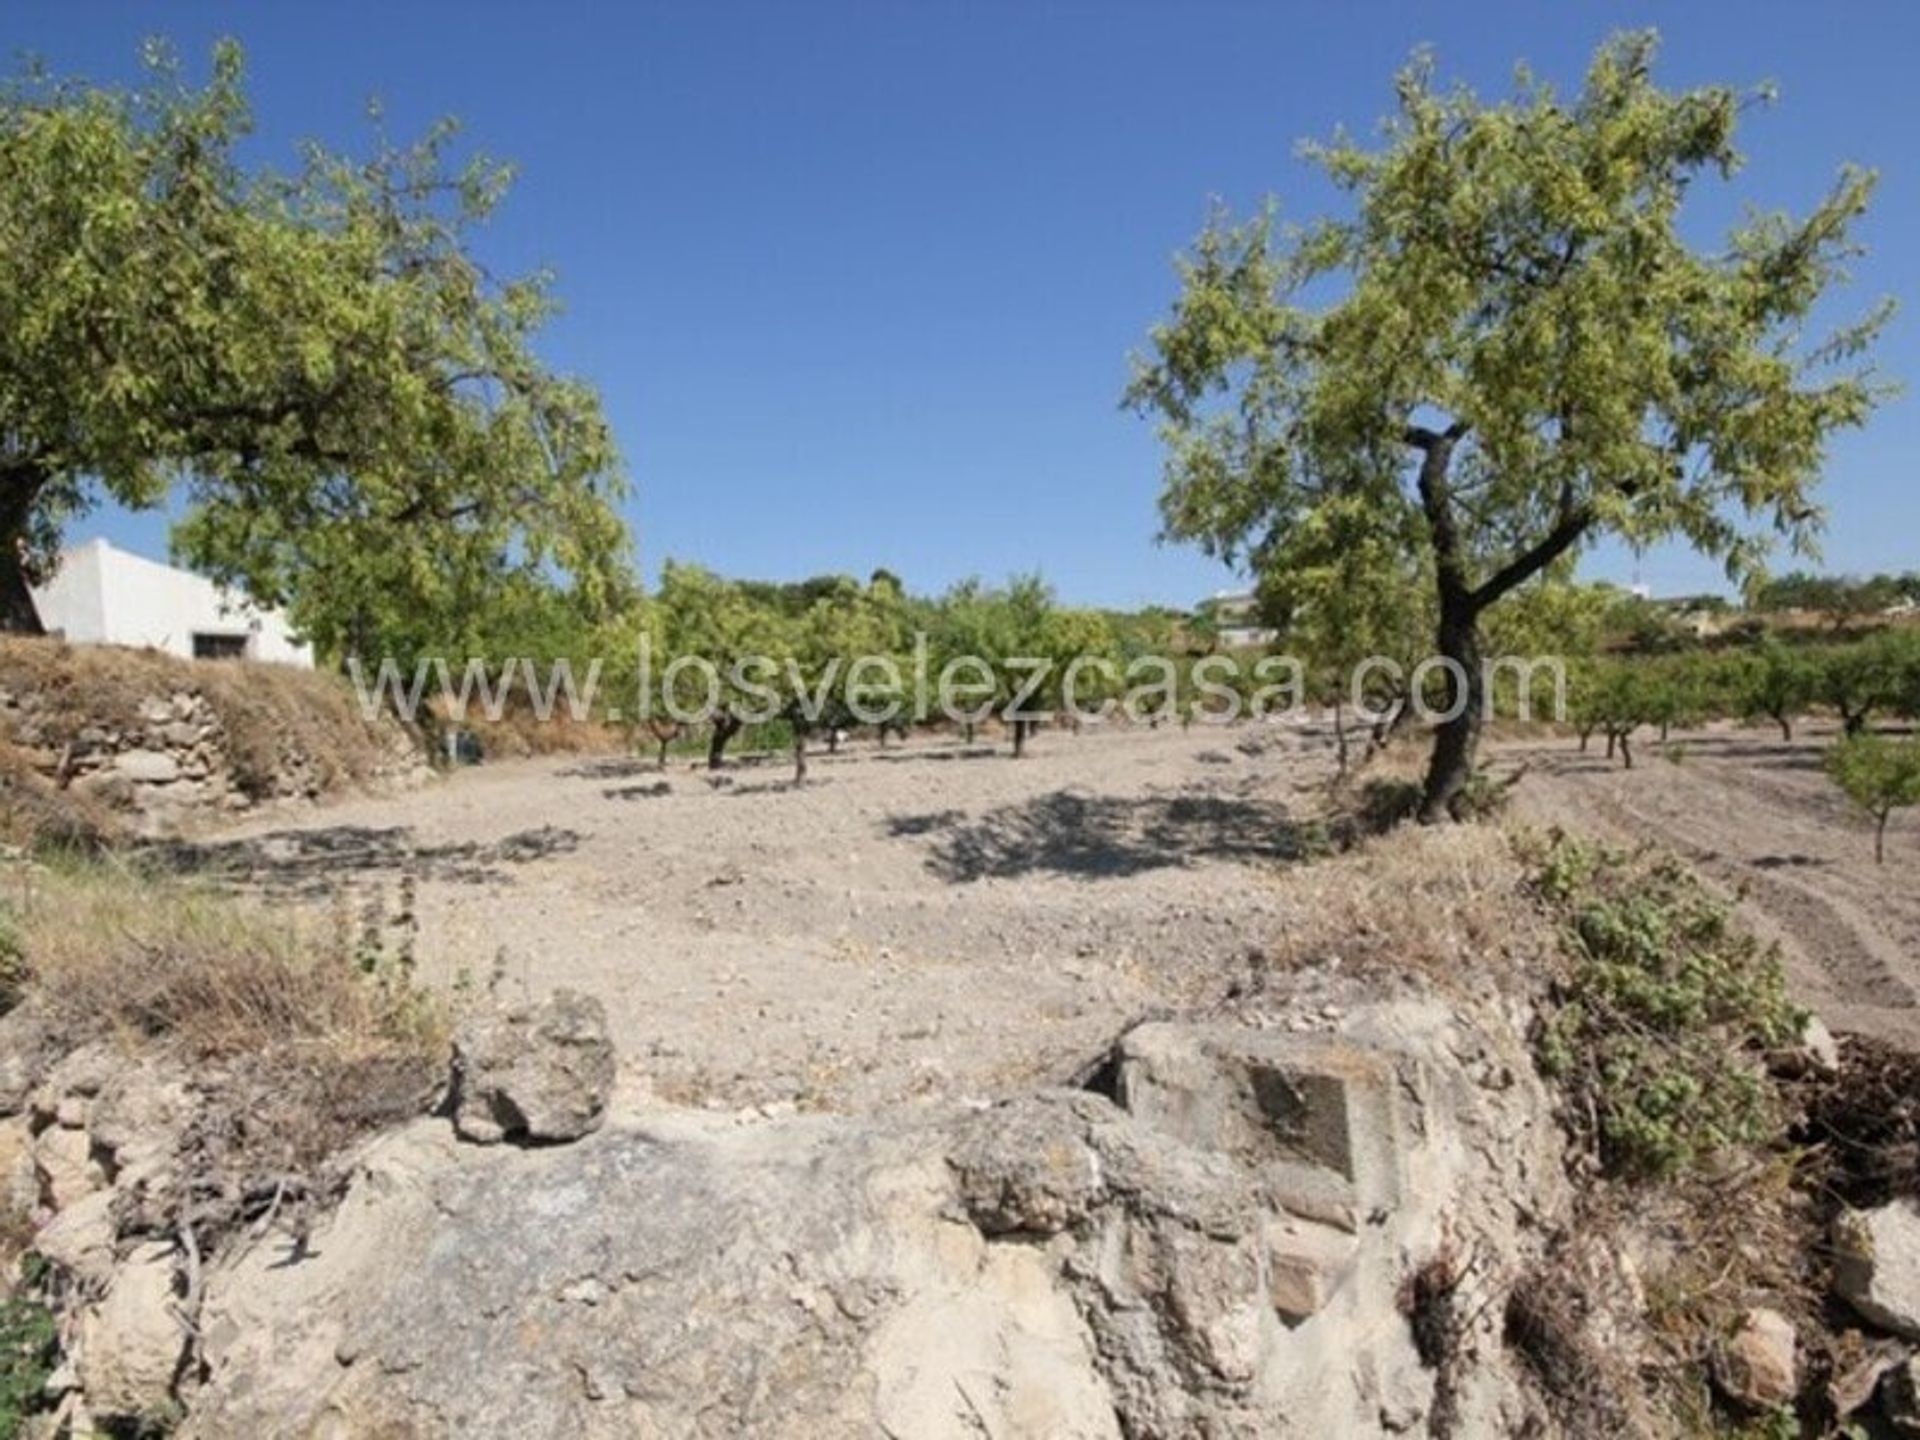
[185,715,1920,1114]
[198,723,1339,1112]
[1500,721,1920,1048]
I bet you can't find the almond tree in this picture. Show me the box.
[1828,733,1920,864]
[1,43,629,660]
[1128,32,1886,821]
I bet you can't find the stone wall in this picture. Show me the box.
[0,639,430,838]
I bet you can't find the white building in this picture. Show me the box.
[1207,590,1278,649]
[28,538,314,668]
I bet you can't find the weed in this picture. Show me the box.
[1525,831,1803,1180]
[0,1289,54,1439]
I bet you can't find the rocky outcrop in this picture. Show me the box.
[107,986,1568,1438]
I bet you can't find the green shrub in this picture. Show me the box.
[0,1290,55,1438]
[1528,833,1802,1180]
[0,904,23,1016]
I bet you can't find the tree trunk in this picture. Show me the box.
[0,469,48,635]
[1777,714,1794,743]
[1876,811,1888,865]
[657,737,670,769]
[707,714,741,770]
[1619,732,1634,770]
[826,729,841,756]
[1577,725,1593,753]
[1333,699,1349,777]
[962,720,975,744]
[1417,606,1484,823]
[1605,732,1616,760]
[1011,718,1028,759]
[793,731,808,786]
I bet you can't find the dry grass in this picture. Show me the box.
[2,852,446,1248]
[447,701,626,760]
[1264,820,1557,987]
[0,735,116,850]
[7,853,438,1062]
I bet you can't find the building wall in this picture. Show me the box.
[29,539,315,668]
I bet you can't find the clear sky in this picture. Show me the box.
[6,2,1916,608]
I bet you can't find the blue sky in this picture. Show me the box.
[7,2,1916,608]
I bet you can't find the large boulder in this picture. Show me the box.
[1835,1200,1920,1339]
[449,989,616,1145]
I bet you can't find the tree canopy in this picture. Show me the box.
[1128,31,1888,819]
[0,41,631,661]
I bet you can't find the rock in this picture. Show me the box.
[1265,1213,1359,1321]
[1835,1201,1920,1339]
[89,1060,196,1224]
[0,1113,33,1214]
[948,1092,1107,1234]
[77,1240,184,1421]
[1113,1021,1405,1229]
[93,1002,1563,1440]
[1715,1306,1797,1410]
[35,1189,118,1287]
[1799,1015,1842,1074]
[115,749,181,784]
[70,768,135,808]
[1829,1335,1909,1418]
[32,1123,106,1211]
[31,1043,119,1130]
[450,989,615,1145]
[1773,1013,1842,1077]
[0,1006,63,1116]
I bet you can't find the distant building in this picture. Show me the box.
[27,538,314,667]
[1206,590,1278,649]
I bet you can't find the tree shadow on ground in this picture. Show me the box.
[559,756,655,780]
[148,823,581,897]
[603,781,673,802]
[889,788,1303,883]
[868,746,1005,766]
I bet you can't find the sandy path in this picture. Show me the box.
[197,722,1334,1112]
[1501,722,1920,1046]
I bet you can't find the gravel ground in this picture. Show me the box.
[206,721,1338,1112]
[196,713,1920,1113]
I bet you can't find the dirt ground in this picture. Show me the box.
[185,714,1920,1111]
[196,722,1343,1112]
[1502,720,1920,1048]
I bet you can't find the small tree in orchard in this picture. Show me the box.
[1827,733,1920,864]
[1128,32,1886,821]
[1740,640,1818,741]
[653,562,784,770]
[782,578,894,783]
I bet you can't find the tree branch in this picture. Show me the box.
[1470,501,1594,611]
